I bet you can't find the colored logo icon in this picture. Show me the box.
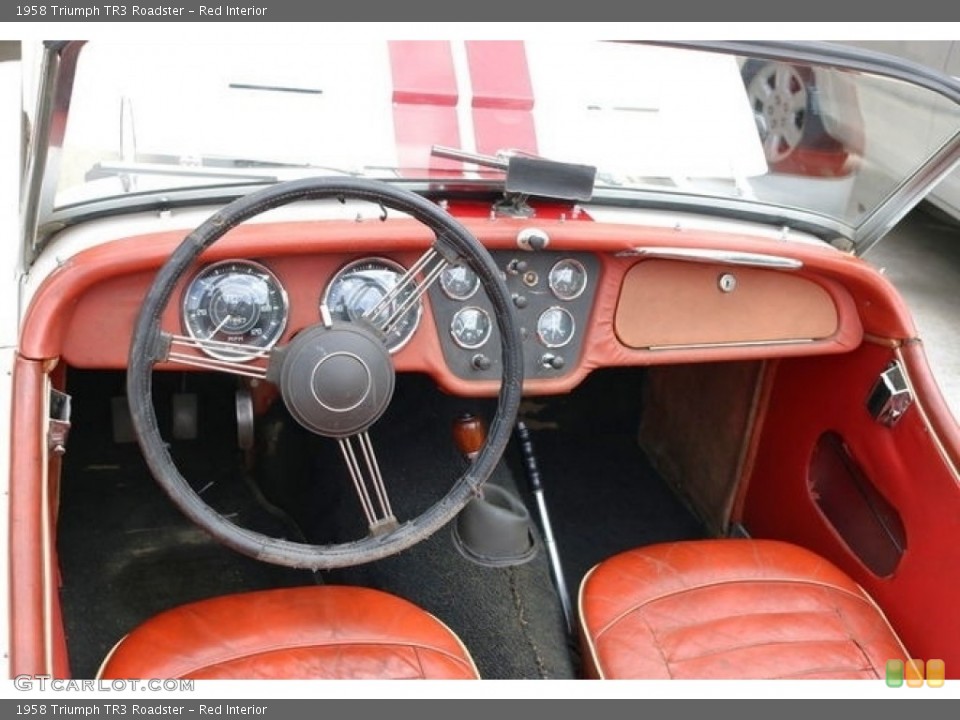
[927,659,946,688]
[886,658,946,687]
[886,659,903,687]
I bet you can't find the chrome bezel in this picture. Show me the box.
[548,258,588,301]
[536,306,576,348]
[181,259,289,363]
[322,257,423,354]
[439,262,481,301]
[450,306,493,350]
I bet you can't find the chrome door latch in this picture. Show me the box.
[48,389,72,455]
[866,361,913,427]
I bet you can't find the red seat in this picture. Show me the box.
[98,586,479,679]
[578,539,908,679]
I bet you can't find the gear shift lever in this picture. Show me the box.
[450,413,536,567]
[452,413,487,461]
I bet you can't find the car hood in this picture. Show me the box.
[20,39,960,262]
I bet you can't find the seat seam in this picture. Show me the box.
[118,639,475,680]
[825,588,879,679]
[637,610,673,679]
[774,663,878,679]
[654,607,839,639]
[665,636,870,667]
[592,577,882,639]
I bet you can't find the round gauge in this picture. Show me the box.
[548,258,588,300]
[182,260,288,362]
[440,263,480,300]
[323,258,422,353]
[537,306,575,348]
[450,306,492,349]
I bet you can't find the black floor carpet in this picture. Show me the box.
[513,368,708,592]
[56,368,705,680]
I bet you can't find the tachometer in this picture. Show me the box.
[322,258,422,353]
[182,260,288,362]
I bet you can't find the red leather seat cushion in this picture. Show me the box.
[99,586,478,679]
[579,539,908,679]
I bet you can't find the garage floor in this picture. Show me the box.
[867,205,960,423]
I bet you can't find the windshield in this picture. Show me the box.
[53,41,960,239]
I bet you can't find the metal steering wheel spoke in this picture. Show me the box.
[162,332,271,380]
[337,431,398,536]
[361,244,450,336]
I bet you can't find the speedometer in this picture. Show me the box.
[322,258,422,353]
[182,260,288,362]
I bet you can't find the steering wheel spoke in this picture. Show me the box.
[337,431,398,536]
[162,332,271,380]
[361,245,450,337]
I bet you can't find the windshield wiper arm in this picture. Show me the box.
[431,145,596,203]
[431,145,510,171]
[85,159,358,188]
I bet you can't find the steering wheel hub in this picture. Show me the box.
[278,323,395,438]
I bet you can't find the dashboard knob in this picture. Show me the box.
[512,294,529,309]
[507,259,529,274]
[541,353,565,370]
[471,353,493,371]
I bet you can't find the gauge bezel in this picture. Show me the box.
[321,256,423,354]
[536,305,576,348]
[181,259,289,363]
[548,258,588,301]
[450,305,493,350]
[439,262,481,301]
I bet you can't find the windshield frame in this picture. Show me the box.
[20,40,960,265]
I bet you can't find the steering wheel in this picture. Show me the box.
[127,177,524,569]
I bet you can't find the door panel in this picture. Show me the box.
[741,342,960,676]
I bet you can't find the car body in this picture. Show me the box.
[6,39,960,687]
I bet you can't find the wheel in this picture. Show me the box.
[127,177,524,570]
[742,60,824,165]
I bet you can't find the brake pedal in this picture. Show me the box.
[171,393,198,440]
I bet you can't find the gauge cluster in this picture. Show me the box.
[180,250,596,383]
[428,251,599,381]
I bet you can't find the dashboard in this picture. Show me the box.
[27,215,871,398]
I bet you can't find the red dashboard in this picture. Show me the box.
[21,210,909,398]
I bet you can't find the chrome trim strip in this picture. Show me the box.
[619,247,803,270]
[647,338,816,351]
[21,42,84,267]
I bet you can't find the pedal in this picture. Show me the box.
[111,396,136,444]
[171,393,198,440]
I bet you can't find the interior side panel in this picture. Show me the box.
[742,342,960,674]
[639,361,764,535]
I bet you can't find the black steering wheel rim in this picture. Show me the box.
[127,177,524,569]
